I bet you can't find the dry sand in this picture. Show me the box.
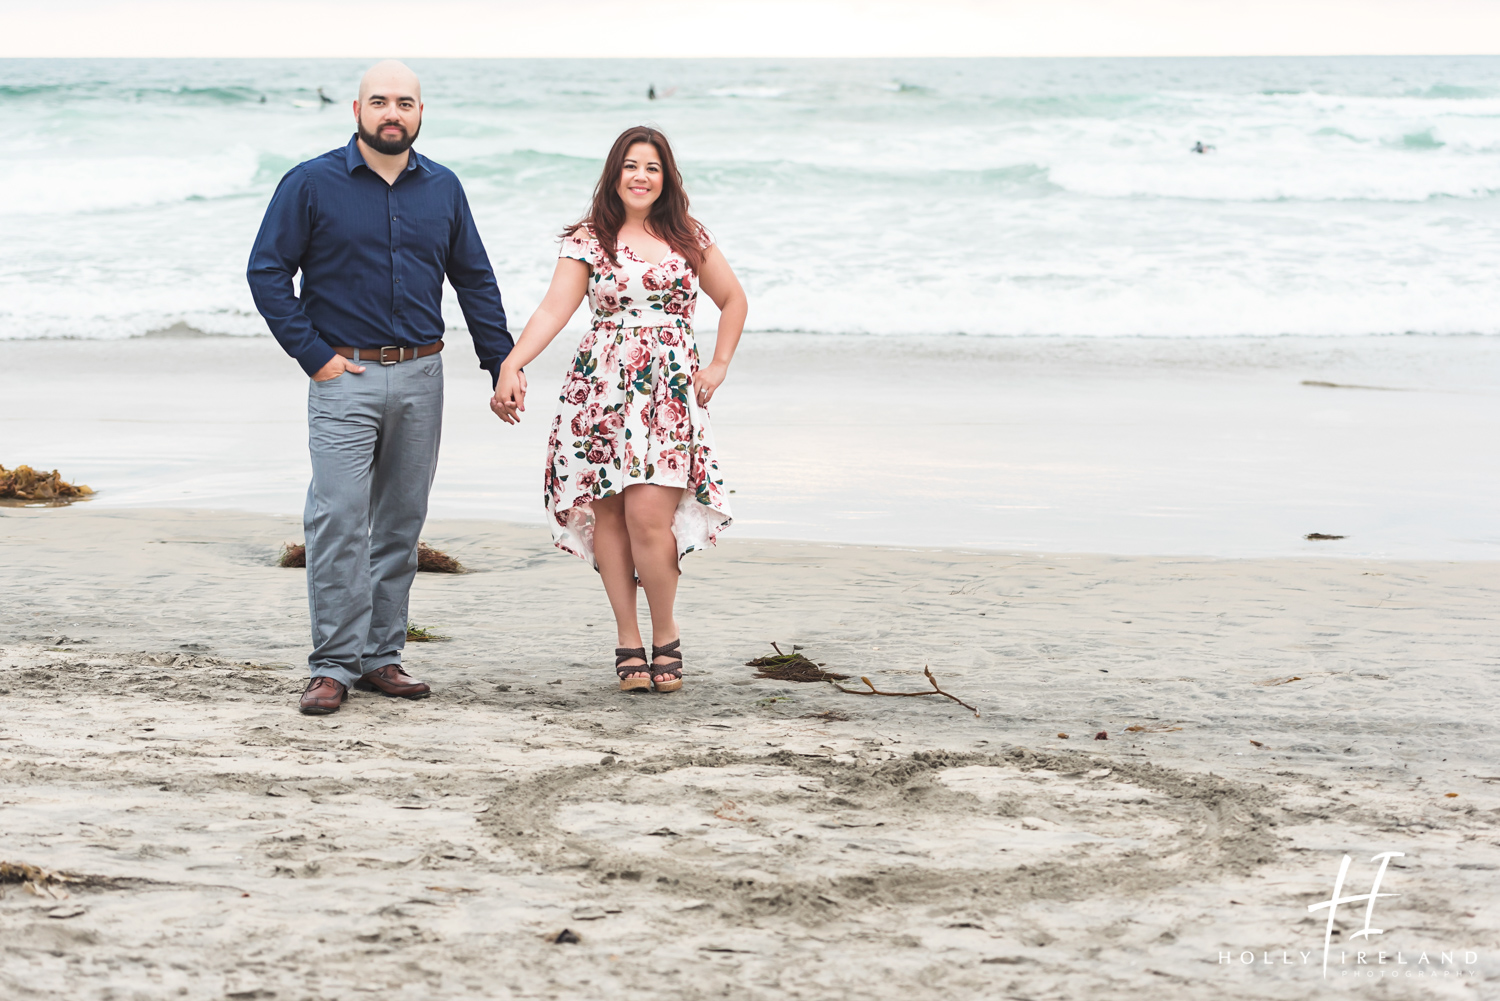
[1,506,1498,999]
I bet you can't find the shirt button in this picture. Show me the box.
[395,278,401,283]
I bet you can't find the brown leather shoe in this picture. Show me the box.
[354,665,431,699]
[299,677,347,715]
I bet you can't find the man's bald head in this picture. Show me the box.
[358,60,421,104]
[354,60,423,159]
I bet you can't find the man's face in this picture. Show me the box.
[355,86,422,155]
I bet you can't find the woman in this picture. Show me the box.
[491,126,747,693]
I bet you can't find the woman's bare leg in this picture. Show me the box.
[623,484,685,684]
[591,494,648,681]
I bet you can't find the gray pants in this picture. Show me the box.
[304,354,443,686]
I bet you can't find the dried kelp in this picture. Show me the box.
[1254,675,1303,687]
[0,465,93,503]
[415,544,465,573]
[746,643,850,683]
[834,666,980,717]
[278,542,465,573]
[0,861,82,900]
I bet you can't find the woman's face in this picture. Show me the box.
[616,142,663,214]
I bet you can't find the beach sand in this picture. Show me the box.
[3,331,1497,559]
[2,506,1497,999]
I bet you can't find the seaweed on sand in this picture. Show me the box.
[406,622,444,642]
[414,544,465,573]
[0,465,93,503]
[278,542,466,573]
[746,643,851,683]
[747,644,978,717]
[0,860,83,899]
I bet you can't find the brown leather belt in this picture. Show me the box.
[332,341,444,365]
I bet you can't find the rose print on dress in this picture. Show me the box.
[547,225,732,567]
[584,436,616,466]
[570,402,602,439]
[658,448,687,477]
[654,398,690,438]
[621,337,652,376]
[594,285,627,314]
[563,371,592,406]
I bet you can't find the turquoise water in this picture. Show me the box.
[5,56,1500,340]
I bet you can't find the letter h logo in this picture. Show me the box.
[1307,852,1403,978]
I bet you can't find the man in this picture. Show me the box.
[248,60,515,715]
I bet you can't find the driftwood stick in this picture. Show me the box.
[921,666,980,716]
[833,666,979,717]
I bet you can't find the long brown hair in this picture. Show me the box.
[565,126,705,273]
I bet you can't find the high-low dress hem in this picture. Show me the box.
[544,226,733,569]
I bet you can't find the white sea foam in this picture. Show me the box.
[4,56,1500,341]
[705,86,786,99]
[0,148,262,215]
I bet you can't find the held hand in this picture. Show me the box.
[490,366,527,424]
[693,361,728,407]
[312,354,366,383]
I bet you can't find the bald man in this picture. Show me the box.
[248,61,515,715]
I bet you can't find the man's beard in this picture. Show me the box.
[359,119,420,155]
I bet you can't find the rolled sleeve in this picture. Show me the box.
[247,168,336,377]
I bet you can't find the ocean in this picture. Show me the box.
[6,56,1500,342]
[5,57,1498,558]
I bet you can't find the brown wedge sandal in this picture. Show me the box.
[616,647,651,692]
[650,639,683,693]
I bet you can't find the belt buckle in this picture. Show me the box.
[377,345,406,365]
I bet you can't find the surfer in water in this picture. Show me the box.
[1191,141,1216,154]
[648,84,656,100]
[317,87,334,105]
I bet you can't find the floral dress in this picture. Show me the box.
[545,225,733,567]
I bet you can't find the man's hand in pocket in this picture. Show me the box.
[312,354,366,382]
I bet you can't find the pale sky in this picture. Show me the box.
[3,0,1499,58]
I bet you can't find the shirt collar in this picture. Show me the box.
[343,134,428,176]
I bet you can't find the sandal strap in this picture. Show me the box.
[615,646,648,678]
[651,639,682,678]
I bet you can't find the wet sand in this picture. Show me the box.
[3,332,1497,558]
[1,506,1497,999]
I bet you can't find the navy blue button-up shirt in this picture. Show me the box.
[247,135,511,380]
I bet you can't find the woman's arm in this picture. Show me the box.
[693,244,748,408]
[490,258,589,424]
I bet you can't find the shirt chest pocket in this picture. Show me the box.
[393,206,451,266]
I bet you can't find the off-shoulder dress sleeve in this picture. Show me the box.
[559,226,595,263]
[695,225,715,251]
